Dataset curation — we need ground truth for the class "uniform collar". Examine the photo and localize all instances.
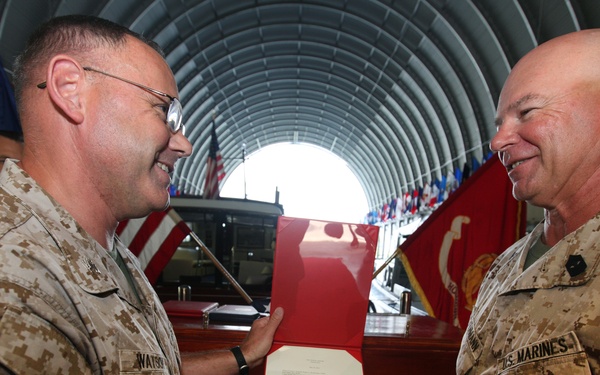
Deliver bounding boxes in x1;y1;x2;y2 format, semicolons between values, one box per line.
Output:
1;161;123;296
500;215;600;294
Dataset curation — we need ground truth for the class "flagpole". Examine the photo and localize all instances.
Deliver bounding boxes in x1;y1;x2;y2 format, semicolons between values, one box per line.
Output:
373;245;403;279
167;210;254;304
242;143;247;199
189;230;254;304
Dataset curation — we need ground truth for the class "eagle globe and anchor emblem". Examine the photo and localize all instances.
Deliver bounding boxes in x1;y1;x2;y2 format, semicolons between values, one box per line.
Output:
439;215;497;328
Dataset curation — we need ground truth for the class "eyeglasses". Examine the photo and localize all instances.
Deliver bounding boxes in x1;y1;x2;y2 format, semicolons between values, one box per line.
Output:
36;67;185;135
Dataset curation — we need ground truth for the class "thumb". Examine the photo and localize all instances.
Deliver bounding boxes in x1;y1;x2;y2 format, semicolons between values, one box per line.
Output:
267;307;284;329
254;307;283;333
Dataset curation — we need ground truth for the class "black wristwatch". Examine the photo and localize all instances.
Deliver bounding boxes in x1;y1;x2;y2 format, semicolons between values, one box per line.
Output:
230;346;250;375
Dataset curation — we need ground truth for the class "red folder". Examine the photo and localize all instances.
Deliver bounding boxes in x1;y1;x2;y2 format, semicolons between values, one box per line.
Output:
266;217;379;374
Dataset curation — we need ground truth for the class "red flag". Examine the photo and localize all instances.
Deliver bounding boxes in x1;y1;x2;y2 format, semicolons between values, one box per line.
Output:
202;122;225;199
116;207;191;284
411;189;419;214
400;155;526;328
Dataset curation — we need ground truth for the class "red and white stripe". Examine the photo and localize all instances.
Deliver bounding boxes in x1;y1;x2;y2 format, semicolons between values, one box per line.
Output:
202;122;226;199
116;207;191;284
203;152;225;199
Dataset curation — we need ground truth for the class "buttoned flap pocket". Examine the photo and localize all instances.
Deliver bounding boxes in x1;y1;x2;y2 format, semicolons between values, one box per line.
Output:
497;331;592;375
118;349;170;374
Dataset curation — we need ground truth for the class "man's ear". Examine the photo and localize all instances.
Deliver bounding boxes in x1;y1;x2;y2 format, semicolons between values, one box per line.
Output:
43;55;86;124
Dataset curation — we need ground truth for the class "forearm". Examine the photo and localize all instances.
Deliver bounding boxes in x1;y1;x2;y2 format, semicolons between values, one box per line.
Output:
180;307;284;375
180;349;240;375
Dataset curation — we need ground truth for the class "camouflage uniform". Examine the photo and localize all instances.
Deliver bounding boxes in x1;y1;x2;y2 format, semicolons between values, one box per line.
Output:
457;214;600;374
0;161;181;374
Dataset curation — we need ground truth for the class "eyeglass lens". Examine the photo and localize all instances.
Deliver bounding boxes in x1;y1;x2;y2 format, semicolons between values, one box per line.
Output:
167;98;185;135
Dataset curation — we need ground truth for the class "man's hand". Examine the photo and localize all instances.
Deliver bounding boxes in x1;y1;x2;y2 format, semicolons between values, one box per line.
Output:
239;307;284;367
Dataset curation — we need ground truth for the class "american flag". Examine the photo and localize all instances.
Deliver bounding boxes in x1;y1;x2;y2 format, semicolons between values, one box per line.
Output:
116;207;191;284
202;122;225;199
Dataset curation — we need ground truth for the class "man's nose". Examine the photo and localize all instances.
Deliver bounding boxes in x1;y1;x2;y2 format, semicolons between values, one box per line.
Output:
490;123;518;153
171;130;193;158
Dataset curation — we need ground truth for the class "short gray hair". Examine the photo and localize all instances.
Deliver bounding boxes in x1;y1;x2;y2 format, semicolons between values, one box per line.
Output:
13;14;164;106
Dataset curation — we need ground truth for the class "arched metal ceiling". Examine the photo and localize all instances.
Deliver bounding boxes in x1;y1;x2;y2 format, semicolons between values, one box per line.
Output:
1;0;599;213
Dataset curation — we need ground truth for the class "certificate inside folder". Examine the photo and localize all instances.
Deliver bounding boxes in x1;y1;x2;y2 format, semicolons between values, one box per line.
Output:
266;217;379;374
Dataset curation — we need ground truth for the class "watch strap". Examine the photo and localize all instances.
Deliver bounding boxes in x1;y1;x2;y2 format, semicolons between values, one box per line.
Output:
230;346;250;375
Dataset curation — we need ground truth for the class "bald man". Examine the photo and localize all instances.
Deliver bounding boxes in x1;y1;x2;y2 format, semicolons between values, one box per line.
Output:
457;30;600;374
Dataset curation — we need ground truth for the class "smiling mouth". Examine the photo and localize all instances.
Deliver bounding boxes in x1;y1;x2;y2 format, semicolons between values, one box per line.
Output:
157;162;171;174
507;160;525;172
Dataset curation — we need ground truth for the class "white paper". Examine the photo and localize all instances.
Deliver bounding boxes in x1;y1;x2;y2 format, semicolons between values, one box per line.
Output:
265;345;362;375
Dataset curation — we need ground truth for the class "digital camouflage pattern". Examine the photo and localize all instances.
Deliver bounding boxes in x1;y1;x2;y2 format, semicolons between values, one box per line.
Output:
457;215;600;374
0;160;181;374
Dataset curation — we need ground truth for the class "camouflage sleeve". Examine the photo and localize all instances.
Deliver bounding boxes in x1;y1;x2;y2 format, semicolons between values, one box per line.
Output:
0;291;93;374
0;364;16;374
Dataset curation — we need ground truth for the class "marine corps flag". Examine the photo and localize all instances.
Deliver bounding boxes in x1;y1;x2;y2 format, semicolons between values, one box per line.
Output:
400;154;526;329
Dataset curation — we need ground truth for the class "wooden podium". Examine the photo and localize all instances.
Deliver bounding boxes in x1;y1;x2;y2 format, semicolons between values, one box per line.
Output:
170;313;463;375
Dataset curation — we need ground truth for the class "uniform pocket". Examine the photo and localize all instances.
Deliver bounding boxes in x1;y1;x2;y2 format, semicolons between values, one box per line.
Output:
497;331;592;375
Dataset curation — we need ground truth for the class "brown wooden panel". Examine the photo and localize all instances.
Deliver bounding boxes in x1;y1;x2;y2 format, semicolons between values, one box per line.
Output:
171;313;463;375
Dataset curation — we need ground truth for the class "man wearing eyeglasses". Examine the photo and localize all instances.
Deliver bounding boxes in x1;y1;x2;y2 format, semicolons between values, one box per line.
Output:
0;15;282;375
